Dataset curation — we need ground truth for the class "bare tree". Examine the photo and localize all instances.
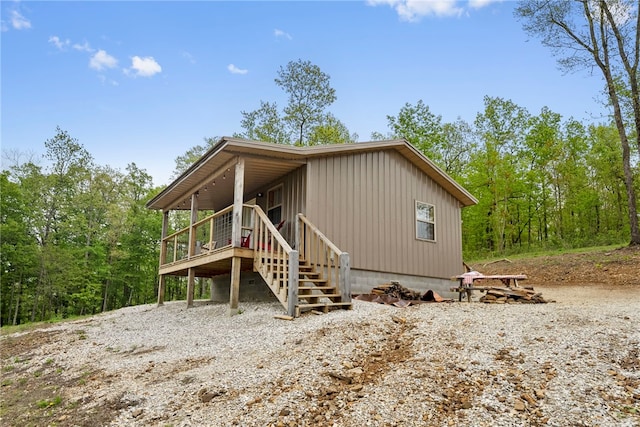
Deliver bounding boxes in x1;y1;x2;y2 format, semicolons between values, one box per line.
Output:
516;0;639;245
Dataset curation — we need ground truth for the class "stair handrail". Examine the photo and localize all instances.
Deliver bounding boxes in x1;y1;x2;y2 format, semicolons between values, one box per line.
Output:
253;206;298;316
253;206;293;252
296;213;351;304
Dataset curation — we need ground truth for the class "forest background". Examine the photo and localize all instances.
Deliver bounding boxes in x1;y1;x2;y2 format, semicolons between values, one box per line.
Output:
2;1;639;325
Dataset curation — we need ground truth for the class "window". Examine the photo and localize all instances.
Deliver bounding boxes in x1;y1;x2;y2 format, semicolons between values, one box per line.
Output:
267;185;283;224
415;201;436;241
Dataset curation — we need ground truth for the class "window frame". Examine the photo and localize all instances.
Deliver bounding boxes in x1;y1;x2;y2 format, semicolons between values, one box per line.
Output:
266;184;284;225
415;200;436;242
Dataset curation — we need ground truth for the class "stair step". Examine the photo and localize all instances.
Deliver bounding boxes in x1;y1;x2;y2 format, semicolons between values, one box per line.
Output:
297;300;352;306
298;286;335;291
300;272;321;278
299;278;327;283
299;293;342;299
296;302;353;315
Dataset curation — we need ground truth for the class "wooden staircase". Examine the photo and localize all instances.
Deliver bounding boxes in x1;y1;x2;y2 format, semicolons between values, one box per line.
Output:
295;260;352;317
251;207;351;318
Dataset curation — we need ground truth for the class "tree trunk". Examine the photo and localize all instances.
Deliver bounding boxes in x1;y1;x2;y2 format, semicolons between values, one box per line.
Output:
603;71;640;245
102;279;110;312
12;282;21;326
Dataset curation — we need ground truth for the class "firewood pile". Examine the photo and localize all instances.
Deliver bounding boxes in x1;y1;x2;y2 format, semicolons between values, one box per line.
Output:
478;286;550;304
354;281;451;306
370;281;422;300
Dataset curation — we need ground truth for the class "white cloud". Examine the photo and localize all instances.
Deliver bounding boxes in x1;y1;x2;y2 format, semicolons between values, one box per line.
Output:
98;75;119;86
469;0;501;8
274;28;292;40
48;35;70;50
182;51;196;64
367;0;500;21
89;49;118;71
128;56;162;77
227;64;248;75
10;10;31;30
73;41;93;53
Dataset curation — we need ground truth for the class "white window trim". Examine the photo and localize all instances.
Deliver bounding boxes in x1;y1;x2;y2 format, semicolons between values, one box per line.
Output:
415;200;436;242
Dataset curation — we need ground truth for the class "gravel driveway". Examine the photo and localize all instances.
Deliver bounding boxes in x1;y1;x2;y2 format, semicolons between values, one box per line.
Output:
1;285;639;427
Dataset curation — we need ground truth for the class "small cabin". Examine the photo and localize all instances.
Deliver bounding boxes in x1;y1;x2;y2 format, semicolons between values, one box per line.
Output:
146;137;477;316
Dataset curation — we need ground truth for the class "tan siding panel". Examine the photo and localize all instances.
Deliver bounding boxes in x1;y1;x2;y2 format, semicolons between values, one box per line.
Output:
305;149;464;280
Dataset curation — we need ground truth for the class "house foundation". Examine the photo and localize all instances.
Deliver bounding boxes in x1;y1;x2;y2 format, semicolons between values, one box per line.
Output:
350;269;458;299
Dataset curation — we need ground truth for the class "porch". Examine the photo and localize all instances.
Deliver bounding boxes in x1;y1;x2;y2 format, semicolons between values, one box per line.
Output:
157;203;352;317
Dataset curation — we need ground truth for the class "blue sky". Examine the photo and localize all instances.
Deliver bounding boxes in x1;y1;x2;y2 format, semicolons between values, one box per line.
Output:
2;0;607;186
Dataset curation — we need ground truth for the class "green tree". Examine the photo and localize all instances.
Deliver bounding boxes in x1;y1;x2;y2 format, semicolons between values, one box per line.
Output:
441;119;477;180
516;0;639;245
307;113;357;145
384;101;475;177
386;100;446;161
1;128;163;324
0;172;38;325
275;59;337;145
172;137;218;179
467;96;531;253
236;101;290;144
585;123;630;240
237;59;349;146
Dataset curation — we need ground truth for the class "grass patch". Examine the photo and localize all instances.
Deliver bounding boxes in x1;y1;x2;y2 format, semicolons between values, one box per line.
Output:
467;244;626;264
36;395;62;409
1;313;94;335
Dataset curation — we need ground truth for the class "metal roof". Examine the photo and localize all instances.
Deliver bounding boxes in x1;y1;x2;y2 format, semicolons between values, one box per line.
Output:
146;137;478;211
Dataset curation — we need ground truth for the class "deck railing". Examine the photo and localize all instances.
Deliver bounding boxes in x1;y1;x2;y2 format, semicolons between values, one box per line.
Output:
159;205;346;317
161;205;251;265
296;214;351;304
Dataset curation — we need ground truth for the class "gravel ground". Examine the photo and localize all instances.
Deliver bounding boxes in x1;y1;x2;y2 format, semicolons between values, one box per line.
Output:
2;286;639;427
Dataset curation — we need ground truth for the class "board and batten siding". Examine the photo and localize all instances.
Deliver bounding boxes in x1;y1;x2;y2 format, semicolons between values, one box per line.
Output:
254;165;306;245
305;149;463;279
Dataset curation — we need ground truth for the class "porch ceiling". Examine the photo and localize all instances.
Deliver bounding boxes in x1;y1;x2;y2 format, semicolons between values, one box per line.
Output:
150;152;304;211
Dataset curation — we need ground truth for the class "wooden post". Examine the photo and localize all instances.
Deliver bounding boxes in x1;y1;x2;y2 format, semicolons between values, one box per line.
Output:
229;256;241;315
158;276;166;306
186;194;198;308
295;213;300;252
287;250;299;317
160;210;169;265
187;268;195;308
158;210;169;306
188;193;198;258
339;252;351;304
231;158;245;247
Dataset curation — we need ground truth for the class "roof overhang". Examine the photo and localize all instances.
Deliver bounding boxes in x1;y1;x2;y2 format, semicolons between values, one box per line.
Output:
146;137;478;211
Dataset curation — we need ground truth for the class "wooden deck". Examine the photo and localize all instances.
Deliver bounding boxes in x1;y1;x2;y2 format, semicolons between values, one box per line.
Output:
159;246;255;276
157;205;351;317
